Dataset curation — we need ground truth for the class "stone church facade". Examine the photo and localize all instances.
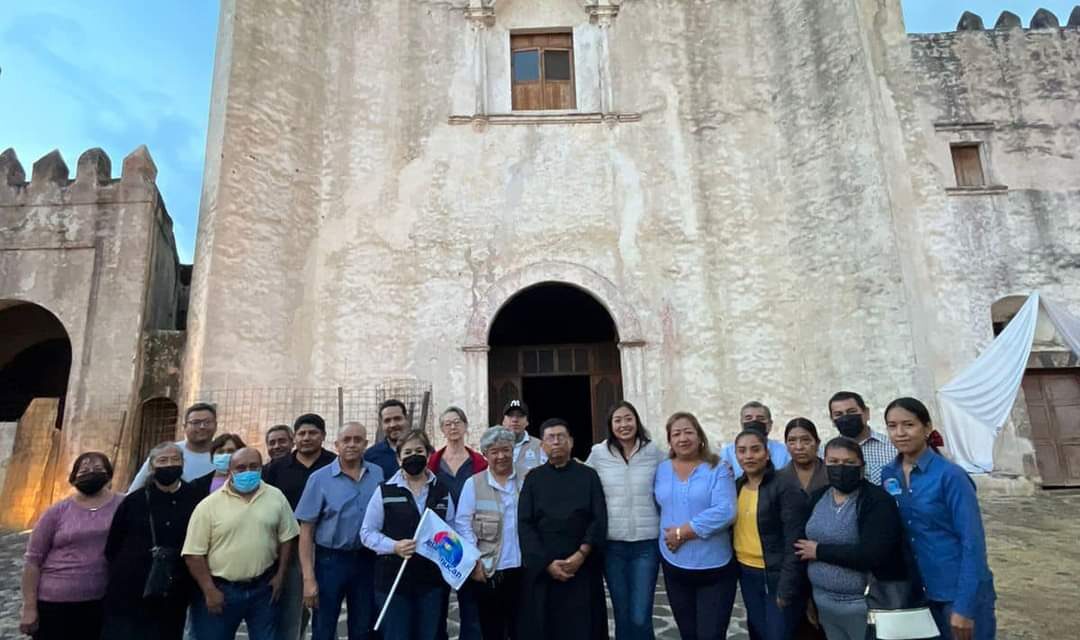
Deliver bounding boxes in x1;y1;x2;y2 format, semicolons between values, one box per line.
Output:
2;1;1079;523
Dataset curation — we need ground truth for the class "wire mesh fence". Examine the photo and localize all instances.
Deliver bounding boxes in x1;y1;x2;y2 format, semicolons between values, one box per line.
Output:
194;378;434;447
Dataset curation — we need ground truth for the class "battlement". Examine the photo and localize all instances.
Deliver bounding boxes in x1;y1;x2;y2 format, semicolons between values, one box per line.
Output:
931;6;1080;33
0;145;159;206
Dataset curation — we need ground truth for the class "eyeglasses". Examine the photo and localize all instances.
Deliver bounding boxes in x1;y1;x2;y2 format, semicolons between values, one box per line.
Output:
543;433;570;442
442;420;464;428
186;419;215;427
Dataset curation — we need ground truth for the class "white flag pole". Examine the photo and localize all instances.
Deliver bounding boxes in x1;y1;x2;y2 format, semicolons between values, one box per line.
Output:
374;509;432;631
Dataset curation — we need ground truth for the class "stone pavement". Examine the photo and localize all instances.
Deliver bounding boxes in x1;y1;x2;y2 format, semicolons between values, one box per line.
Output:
1;491;1077;639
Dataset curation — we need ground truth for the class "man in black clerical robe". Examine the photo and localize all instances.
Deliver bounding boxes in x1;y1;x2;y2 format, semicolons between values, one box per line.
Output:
517;418;609;640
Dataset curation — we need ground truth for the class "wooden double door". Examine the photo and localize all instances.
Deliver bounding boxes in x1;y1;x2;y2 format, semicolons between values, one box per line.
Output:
1022;369;1080;487
490;342;622;459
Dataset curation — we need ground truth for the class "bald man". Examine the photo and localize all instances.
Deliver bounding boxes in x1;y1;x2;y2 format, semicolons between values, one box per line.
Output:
295;422;385;640
183;448;299;640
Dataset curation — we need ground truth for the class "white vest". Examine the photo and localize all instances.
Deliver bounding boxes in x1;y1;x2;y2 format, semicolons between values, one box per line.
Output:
586;440;662;542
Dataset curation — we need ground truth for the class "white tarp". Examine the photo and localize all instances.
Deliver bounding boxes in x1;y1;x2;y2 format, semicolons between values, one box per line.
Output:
937;293;1080;473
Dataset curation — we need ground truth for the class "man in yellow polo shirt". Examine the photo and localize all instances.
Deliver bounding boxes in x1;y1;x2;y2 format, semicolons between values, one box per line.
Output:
183;447;299;640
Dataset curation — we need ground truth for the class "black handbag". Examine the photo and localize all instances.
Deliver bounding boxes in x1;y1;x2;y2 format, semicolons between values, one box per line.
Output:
142;490;181;599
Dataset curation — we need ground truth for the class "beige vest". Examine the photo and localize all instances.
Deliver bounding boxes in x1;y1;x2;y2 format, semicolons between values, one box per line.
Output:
471;472;523;578
513;436;545;475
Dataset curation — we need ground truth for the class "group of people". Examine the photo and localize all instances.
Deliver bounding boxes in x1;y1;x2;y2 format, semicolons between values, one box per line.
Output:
18;390;996;640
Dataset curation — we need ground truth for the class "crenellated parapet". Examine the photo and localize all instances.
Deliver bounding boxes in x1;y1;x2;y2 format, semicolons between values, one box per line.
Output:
0;145;159;203
0;145;169;250
949;6;1080;32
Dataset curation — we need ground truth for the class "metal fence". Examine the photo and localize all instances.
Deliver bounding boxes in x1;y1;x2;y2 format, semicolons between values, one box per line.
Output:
195;378;434;446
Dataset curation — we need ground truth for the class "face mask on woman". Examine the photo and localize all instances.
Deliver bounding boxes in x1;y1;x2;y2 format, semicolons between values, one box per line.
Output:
74;471;110;496
401;454;427;476
213;453;232;473
153;465;184;486
826;464;863;494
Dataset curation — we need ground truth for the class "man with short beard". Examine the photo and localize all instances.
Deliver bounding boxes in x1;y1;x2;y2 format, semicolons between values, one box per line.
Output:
363;399;410;479
129;402;218;492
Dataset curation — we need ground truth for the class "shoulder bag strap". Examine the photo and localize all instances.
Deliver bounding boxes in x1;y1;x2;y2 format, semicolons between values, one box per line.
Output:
144;489;158;548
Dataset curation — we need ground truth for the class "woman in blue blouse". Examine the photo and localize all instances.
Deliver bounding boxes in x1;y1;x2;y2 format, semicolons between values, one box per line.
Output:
881;397;996;640
653;412;737;640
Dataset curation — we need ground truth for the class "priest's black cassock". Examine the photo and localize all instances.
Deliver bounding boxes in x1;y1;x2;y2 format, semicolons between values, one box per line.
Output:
517;459;609;640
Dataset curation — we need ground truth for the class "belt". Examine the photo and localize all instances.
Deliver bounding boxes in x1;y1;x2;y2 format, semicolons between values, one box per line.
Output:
212;564;276;587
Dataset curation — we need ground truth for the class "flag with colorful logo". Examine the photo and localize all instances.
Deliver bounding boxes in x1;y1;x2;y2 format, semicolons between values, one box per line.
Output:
413;508;480;591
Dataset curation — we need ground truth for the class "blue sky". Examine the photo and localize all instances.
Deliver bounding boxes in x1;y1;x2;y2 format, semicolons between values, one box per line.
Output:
1;1;1076;262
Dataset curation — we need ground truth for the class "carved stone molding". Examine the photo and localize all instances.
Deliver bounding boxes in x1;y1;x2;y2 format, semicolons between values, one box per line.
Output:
464;0;494;28
586;0;621;26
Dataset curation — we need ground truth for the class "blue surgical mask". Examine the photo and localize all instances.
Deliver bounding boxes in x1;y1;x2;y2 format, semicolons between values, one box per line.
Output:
212;452;232;473
231;469;261;493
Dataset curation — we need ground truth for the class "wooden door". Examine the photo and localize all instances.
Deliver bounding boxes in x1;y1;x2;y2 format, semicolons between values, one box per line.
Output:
590;374;623;443
1022;370;1080;487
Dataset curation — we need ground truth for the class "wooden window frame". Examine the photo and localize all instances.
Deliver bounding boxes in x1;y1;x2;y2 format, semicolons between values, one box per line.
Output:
510;32;576;111
950;143;986;188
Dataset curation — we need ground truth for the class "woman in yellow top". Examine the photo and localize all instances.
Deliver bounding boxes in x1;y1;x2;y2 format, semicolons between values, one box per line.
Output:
733;429;810;640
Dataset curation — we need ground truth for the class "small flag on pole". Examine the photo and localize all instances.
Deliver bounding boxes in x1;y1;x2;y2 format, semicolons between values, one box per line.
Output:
414;508;480;591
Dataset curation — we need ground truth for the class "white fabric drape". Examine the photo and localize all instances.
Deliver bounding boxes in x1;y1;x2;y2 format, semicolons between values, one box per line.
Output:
937;293;1080;473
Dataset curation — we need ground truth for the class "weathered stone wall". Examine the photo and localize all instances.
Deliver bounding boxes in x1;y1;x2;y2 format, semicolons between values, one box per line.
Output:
0;146;182;511
903;11;1080;478
187;0;937;446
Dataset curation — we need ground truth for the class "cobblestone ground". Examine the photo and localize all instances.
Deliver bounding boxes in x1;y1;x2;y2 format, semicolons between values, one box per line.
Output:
1;492;1077;639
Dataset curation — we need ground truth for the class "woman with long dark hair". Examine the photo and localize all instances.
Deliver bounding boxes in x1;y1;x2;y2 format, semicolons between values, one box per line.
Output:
882;397;996;640
653;412;737;640
586;401;662;640
20;452;122;640
779;418;828;497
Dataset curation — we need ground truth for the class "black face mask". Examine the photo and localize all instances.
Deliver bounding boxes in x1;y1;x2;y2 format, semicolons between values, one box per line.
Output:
74;471;110;496
743;420;768;436
401;454;427;476
826;464;863;494
153;465;184;486
834;414;864;438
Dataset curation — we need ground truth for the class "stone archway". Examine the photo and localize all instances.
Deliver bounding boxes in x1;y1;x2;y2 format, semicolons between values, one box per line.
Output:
0;300;73;527
461;261;647;431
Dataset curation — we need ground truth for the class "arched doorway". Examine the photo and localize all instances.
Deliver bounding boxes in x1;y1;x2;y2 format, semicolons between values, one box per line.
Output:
488;283;622;459
0;301;72;426
0;301;73;527
993;295;1080;486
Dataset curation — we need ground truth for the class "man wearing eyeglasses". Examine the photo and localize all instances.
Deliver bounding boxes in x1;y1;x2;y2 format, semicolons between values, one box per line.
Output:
128;402;219;493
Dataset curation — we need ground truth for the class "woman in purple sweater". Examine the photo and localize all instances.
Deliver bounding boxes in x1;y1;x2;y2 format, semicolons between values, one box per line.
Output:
19;451;122;640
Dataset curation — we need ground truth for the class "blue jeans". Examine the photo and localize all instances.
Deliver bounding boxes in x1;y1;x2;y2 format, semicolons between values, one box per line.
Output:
929;581;996;640
313;547;377;640
191;575;276;640
376;585;445;640
738;564;802;640
605;540;660;640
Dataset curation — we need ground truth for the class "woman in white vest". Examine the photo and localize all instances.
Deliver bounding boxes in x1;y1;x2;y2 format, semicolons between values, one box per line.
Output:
453;427;524;640
585;401;663;640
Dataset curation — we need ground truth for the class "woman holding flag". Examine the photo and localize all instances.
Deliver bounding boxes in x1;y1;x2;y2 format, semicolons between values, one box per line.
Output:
360;430;457;640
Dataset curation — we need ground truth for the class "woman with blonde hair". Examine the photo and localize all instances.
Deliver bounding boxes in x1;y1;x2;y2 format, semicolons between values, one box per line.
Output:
652;412;737;640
